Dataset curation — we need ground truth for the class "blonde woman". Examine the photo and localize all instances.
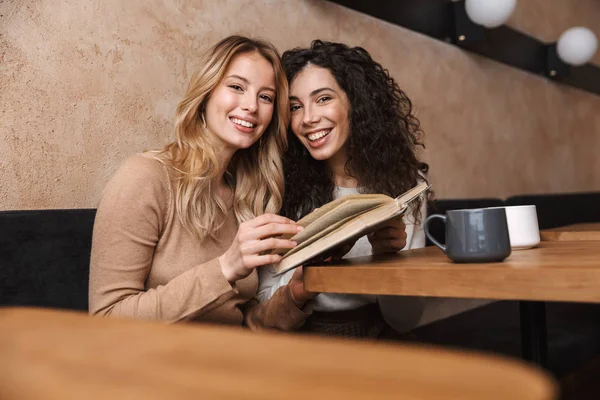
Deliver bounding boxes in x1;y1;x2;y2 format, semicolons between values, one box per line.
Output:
89;36;312;330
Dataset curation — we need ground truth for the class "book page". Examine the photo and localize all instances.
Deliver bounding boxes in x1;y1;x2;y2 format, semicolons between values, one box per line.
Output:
278;194;391;244
278;214;358;258
396;181;430;206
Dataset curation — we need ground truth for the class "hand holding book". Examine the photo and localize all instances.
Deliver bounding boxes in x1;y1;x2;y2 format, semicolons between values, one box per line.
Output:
218;213;303;282
287;267;317;308
368;216;408;254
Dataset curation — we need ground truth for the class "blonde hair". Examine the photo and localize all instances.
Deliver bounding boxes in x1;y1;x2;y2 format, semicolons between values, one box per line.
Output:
156;36;289;241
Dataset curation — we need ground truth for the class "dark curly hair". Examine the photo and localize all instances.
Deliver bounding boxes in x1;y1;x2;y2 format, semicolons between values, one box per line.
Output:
280;40;429;222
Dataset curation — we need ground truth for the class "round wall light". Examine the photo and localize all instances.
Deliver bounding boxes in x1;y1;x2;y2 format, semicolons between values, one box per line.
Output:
465;0;517;29
556;27;598;66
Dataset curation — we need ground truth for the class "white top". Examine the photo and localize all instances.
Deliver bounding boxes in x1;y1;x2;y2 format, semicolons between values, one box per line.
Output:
257;187;492;333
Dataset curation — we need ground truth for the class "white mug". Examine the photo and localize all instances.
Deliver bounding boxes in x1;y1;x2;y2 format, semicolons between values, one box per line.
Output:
487;205;540;250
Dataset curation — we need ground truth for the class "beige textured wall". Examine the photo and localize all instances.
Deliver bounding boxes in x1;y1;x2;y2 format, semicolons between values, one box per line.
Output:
1;0;599;210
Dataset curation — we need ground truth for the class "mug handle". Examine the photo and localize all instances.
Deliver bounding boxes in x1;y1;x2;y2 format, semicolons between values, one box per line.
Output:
425;214;447;252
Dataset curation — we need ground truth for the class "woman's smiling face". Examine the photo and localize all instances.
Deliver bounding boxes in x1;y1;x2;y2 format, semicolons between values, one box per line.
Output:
204;51;276;153
288;65;350;161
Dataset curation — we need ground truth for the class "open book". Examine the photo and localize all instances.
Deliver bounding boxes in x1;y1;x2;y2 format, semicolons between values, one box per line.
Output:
272;181;431;275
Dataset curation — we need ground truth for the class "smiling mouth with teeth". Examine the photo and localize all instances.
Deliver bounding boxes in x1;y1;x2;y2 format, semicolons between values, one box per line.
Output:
230;117;256;128
307;129;331;141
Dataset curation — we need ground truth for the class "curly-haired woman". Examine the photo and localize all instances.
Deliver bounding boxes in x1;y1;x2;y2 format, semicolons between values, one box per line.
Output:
257;40;432;338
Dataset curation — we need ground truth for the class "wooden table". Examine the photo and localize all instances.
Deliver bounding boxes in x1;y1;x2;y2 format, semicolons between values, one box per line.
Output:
0;308;556;400
305;240;600;366
541;223;600;241
305;241;600;303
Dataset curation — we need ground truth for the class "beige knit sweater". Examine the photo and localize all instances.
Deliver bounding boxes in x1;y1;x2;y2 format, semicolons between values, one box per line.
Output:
89;153;309;330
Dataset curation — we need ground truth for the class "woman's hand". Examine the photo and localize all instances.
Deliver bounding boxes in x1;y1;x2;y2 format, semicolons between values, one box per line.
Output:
323;239;357;261
368;216;407;254
288;267;317;308
219;214;303;283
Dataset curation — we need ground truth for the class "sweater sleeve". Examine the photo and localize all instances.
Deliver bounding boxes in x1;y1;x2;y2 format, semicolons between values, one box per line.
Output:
244;282;312;331
88;155;236;322
256;264;294;303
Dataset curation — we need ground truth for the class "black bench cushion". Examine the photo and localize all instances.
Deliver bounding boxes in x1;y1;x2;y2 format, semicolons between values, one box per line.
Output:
506;192;600;229
0;209;96;311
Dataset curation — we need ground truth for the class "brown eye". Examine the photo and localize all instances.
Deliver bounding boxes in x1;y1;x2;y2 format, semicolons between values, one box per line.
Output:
260;94;274;103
